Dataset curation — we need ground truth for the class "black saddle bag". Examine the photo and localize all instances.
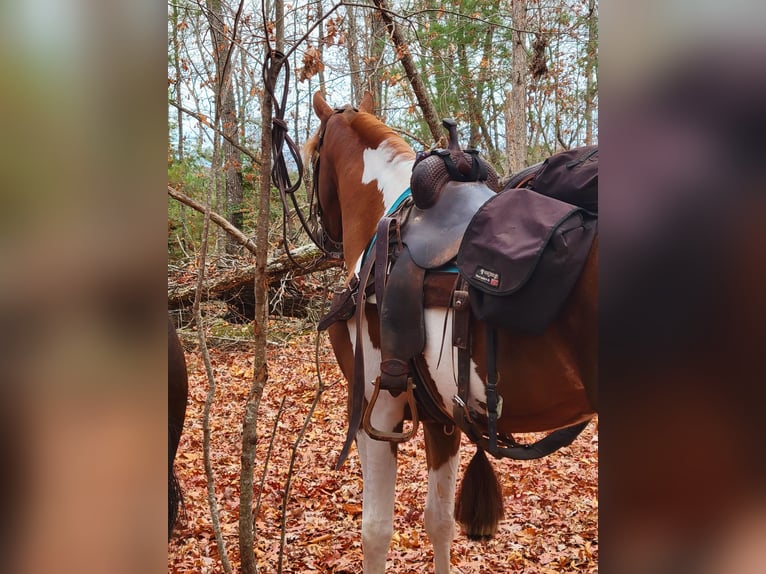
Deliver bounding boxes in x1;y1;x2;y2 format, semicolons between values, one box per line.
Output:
456;187;597;335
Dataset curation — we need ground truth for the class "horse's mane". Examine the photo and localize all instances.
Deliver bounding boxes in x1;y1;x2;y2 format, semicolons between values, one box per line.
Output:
303;129;321;164
302;111;415;164
351;113;415;158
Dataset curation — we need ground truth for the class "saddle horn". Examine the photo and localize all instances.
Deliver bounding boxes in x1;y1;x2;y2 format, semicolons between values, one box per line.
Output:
442;118;471;177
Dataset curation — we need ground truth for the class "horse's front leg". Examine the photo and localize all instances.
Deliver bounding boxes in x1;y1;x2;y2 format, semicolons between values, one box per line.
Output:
423;421;461;574
357;391;407;574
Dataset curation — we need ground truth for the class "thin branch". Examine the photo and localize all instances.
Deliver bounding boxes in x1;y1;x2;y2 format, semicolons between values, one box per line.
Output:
277;330;326;574
195;164;234;574
168;185;259;255
169;100;261;167
253;396;287;531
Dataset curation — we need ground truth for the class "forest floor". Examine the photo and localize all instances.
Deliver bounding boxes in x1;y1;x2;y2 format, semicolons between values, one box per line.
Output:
167;320;598;573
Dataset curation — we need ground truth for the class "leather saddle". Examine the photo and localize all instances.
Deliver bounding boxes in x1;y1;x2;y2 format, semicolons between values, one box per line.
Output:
403;180;496;269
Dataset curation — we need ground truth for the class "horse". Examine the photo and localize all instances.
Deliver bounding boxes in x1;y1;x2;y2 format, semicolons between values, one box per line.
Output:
168;314;189;539
306;91;597;573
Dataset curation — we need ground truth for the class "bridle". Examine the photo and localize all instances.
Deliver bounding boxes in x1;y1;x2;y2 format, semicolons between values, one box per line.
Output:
305;106;355;261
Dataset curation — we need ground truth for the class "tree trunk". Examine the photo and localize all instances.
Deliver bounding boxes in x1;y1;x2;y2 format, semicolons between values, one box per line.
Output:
345;4;364;103
584;0;597;146
371;0;442;142
171;3;190;251
458;43;481;148
206;0;245;255
506;0;528;173
239;0;283;565
364;2;386;109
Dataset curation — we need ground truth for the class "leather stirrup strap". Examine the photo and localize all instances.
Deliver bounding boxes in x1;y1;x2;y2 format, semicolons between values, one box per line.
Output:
379;247;426;393
336;253;376;470
375;217;397;306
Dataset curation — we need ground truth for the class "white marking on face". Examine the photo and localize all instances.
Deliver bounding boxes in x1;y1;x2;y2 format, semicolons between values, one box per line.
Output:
361;140;414;212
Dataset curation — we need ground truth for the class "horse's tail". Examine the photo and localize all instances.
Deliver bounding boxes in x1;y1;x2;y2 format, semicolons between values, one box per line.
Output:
168;430;184;539
454;448;504;540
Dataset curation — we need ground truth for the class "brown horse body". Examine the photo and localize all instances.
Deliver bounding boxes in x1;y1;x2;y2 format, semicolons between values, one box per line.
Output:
308;91;597;573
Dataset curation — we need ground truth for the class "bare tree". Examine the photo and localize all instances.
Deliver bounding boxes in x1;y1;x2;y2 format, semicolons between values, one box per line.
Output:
371;0;442;142
206;0;245;254
505;0;527;173
584;0;598;145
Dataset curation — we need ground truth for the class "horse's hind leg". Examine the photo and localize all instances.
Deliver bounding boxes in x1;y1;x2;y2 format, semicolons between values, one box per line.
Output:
423;421;461;574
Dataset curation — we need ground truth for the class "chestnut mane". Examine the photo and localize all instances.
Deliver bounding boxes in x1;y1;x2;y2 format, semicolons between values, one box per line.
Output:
303;110;415;165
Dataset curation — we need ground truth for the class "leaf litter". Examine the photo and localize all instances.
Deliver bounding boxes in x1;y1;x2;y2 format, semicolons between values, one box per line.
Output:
168;324;597;573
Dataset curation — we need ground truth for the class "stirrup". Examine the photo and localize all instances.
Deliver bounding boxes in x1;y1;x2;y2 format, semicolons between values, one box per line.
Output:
362;376;419;443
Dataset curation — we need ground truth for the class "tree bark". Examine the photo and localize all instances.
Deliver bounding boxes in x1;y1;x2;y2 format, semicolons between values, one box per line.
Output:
238;9;281;566
196;128;235;574
345;3;364;103
584;0;597;146
364;2;386;109
206;0;245;254
506;0;528;173
370;0;442;142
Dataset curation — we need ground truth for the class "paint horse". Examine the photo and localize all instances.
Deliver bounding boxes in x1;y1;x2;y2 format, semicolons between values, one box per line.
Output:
168;315;189;539
307;91;597;573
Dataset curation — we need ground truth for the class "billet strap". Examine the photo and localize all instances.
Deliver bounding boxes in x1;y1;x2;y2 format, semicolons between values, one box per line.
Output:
453;277;473;429
335;252;376;470
485;326;500;455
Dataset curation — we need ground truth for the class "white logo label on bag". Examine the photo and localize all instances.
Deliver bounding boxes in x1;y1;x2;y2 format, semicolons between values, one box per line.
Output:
473;267;500;288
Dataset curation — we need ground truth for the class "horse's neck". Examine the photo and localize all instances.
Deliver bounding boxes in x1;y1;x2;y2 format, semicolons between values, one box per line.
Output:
361;139;414;212
345;138;414;274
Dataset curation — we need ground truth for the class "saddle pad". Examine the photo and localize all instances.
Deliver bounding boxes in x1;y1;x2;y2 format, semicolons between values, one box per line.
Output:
457;187;597;334
402;180;496;269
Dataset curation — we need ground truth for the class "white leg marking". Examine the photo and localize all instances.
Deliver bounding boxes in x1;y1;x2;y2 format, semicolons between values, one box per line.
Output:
358;425;399;574
425;447;460;574
348;315;409;574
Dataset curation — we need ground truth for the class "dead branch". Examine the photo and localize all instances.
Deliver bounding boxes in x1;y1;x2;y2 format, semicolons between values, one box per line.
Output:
168;185;259;255
168;244;340;310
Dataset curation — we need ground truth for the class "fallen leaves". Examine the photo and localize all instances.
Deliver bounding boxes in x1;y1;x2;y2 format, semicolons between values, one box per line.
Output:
168;323;598;572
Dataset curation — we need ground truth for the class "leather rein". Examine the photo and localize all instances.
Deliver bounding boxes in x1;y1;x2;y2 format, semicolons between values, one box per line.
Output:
265;49;343;264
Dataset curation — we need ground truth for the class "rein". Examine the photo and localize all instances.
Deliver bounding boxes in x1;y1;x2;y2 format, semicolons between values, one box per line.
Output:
264;50;342;265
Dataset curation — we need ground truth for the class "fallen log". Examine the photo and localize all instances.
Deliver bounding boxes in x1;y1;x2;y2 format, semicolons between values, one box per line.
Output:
168;244;343;312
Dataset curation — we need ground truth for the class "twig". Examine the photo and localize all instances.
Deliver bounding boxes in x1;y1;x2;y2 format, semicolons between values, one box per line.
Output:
277;330;327;573
253;395;287;531
169;101;261;166
168;185;259;256
195;167;234;574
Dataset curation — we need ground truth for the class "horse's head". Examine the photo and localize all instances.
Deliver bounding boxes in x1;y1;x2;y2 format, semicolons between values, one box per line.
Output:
306;91;415;272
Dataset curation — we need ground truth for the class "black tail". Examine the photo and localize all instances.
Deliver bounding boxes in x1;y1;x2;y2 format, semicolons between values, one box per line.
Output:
455;448;504;540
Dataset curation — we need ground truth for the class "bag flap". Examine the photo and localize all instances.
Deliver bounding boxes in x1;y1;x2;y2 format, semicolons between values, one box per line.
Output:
457;187;583;295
